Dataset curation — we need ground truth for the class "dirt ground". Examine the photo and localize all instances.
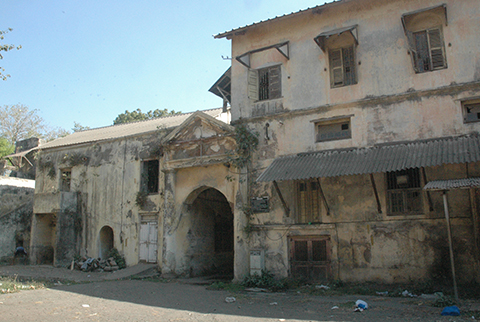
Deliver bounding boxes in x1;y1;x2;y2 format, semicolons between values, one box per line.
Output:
1;264;479;322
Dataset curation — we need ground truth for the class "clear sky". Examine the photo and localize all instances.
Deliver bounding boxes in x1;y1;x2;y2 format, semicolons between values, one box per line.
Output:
2;0;327;131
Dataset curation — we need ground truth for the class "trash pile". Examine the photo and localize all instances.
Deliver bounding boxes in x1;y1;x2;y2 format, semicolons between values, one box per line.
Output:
72;257;120;272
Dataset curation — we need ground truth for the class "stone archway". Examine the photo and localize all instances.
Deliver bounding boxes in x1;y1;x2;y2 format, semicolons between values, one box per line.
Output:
99;226;114;259
185;187;234;278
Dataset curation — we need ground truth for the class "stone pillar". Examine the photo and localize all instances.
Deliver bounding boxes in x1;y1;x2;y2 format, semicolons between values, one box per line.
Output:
233;166;250;281
161;168;177;276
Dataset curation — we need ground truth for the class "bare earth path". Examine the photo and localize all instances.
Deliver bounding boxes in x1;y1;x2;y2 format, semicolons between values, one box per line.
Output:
0;265;478;321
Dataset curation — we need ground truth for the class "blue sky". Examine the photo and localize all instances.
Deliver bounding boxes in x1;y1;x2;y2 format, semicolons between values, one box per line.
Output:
2;0;327;131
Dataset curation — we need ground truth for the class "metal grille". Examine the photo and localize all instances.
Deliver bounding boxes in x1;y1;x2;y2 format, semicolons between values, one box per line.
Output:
258;65;281;101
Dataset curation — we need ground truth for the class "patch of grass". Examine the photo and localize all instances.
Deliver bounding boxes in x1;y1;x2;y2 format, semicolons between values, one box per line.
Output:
207;281;244;293
241;270;287;292
0;275;46;293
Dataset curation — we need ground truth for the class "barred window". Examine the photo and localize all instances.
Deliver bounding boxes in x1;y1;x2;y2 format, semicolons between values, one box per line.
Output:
387;168;423;215
248;65;281;101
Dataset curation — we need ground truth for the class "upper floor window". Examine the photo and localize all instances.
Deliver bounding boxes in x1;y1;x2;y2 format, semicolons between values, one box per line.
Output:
402;5;447;73
295;179;325;223
248;65;281;101
313;116;352;142
463;100;480;123
141;160;159;194
329;46;356;87
386;168;423;215
314;25;358;88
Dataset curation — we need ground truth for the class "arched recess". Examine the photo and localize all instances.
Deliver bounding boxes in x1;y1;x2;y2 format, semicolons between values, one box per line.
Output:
184;187;234;278
99;226;114;259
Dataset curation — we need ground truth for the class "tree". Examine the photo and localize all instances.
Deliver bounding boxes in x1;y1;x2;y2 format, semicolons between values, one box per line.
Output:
0;104;67;145
72;122;90;132
113;108;181;125
1;28;21;81
0;136;14;158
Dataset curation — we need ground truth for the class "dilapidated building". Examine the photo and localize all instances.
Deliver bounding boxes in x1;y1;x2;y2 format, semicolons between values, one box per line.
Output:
214;0;480;284
30;0;480;285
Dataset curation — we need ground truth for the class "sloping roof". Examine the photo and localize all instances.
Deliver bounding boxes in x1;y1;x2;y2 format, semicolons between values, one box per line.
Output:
256;134;480;182
214;0;343;39
37;108;224;151
424;178;480;191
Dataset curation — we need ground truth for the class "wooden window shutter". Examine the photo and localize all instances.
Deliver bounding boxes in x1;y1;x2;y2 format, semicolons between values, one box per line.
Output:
329;49;344;87
247;68;258;100
342;46;356;85
427;28;446;69
405;30;419;72
269;65;281;99
413;31;429;72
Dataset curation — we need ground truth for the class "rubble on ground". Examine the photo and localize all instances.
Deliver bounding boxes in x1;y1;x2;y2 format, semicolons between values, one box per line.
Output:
72;257;121;272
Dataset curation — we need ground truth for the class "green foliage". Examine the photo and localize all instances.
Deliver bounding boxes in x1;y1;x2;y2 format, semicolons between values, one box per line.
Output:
113;108;181;125
107;248;126;269
72;122;90;133
135;191;149;209
0;276;46;293
432;293;456;307
0;28;22;81
62;153;88;167
228;125;259;169
0;136;14;158
241;270;287;292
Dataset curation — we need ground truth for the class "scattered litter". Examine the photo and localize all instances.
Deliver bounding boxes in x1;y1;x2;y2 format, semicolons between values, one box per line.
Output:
77;257;120;272
402;290;415;297
441;306;460;316
279;319;286;321
82;304;90;308
225;297;236;303
376;291;388;296
331;306;339;309
54;281;62;286
355;300;368;312
419;293;436;300
315;284;330;290
270;302;278;306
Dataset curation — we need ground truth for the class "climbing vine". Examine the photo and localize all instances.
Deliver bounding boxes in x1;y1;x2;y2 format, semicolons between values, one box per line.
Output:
228;124;259;169
135;191;149;210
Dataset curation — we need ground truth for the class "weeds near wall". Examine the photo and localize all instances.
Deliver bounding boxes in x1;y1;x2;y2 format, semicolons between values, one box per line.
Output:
135;191;149;210
107;248;126;269
241;270;287;292
227;125;259;169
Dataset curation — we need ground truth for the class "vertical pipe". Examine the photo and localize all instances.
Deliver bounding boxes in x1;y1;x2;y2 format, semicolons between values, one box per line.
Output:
443;191;459;302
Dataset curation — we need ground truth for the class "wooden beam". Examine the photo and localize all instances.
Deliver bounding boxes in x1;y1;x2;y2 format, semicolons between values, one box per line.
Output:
273;180;290;216
421;167;434;211
316;178;330;216
369;173;382;214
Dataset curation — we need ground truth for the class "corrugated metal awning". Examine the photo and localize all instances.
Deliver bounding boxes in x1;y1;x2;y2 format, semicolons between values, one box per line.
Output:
256;135;480;182
424;178;480;191
314;25;358;52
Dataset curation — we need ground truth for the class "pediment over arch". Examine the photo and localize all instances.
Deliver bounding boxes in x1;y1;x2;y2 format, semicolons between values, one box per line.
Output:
162;111;236;167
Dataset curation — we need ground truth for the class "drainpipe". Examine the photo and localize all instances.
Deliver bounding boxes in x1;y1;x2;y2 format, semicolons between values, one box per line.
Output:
442;191;459;302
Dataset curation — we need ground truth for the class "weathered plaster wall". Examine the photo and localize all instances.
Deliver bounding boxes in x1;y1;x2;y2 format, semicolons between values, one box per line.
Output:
0;177;34;262
35;131;167;267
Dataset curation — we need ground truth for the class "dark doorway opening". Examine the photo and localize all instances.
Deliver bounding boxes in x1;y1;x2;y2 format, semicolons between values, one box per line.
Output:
99;226;114;259
33;214;56;265
188;188;234;278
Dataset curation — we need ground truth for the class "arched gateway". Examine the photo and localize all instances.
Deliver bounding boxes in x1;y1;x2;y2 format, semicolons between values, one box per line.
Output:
184;187;234;278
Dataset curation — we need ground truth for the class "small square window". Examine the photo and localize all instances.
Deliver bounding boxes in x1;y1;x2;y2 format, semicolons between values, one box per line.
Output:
463;102;480;123
315;118;351;142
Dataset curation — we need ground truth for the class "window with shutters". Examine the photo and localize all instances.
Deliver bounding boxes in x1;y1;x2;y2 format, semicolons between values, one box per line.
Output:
386;168;423;215
463;100;480;123
295;180;324;223
402;5;447;73
140;160;159;194
315;118;351;142
290;236;331;281
329;46;356;88
248;65;281;101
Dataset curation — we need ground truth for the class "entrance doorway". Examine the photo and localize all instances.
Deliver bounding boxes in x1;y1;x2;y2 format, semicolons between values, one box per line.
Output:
187;188;234;277
139;221;158;263
32;214;56;264
99;226;114;259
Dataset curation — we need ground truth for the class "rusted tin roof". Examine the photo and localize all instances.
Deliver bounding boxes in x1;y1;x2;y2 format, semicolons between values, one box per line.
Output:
256;134;480;182
36;108;224;151
214;0;342;39
424;178;480;191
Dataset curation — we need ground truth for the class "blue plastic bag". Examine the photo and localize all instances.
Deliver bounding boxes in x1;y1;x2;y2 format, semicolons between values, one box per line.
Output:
441;306;460;316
